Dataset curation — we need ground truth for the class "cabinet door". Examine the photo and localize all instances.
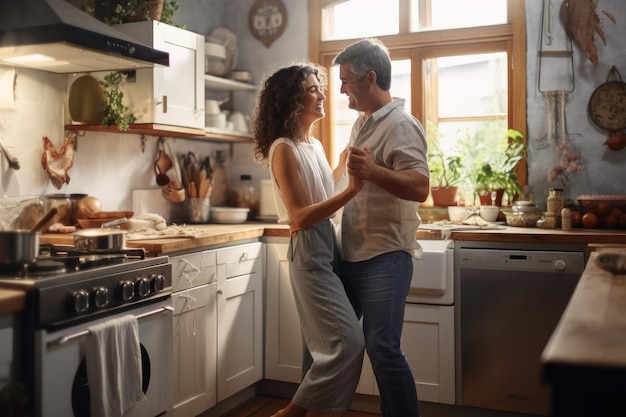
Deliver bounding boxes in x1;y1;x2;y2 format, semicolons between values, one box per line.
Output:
356;304;455;403
172;283;217;417
216;243;264;402
116;21;205;129
264;242;303;383
403;304;455;404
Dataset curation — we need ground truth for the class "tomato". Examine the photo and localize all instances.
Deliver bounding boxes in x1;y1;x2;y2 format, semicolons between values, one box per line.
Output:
570;210;583;228
610;207;624;218
619;214;626;229
582;212;599;229
603;214;618;229
595;202;612;216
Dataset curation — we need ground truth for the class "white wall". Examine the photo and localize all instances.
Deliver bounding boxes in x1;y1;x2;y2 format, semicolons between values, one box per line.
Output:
0;1;623;218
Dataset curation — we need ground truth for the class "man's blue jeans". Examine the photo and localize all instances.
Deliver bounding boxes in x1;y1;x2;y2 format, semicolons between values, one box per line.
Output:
340;251;420;417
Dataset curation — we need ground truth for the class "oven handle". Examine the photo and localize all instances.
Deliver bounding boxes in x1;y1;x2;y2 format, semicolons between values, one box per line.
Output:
46;306;174;348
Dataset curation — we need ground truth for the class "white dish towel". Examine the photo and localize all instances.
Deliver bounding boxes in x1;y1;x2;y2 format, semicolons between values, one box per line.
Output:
85;314;147;417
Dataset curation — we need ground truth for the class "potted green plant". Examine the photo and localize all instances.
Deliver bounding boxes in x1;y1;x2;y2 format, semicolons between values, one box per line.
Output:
427;124;466;206
74;0;180;26
471;128;526;206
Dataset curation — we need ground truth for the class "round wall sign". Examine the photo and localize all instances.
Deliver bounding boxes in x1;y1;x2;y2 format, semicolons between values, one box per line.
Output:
248;0;287;48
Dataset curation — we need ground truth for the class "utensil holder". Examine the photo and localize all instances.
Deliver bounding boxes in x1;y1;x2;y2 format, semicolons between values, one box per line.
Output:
187;198;210;223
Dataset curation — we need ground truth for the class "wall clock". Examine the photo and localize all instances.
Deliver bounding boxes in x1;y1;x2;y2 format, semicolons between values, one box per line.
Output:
248;0;287;48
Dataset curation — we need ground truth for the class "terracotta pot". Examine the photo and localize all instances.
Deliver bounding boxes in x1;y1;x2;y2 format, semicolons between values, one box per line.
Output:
478;189;505;206
431;186;458;207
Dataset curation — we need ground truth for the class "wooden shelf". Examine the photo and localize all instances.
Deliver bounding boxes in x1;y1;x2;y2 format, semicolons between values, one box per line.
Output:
65;123;253;142
204;74;257;92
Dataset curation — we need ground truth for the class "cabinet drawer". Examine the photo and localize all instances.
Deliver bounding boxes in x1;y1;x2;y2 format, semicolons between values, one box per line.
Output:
172;284;212;314
171;250;217;292
217;242;263;279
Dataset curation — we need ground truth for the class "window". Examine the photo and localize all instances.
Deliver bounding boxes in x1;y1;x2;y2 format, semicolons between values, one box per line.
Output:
310;0;527;202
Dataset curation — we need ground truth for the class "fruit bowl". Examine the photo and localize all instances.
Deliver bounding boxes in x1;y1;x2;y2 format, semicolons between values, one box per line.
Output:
576;195;626;214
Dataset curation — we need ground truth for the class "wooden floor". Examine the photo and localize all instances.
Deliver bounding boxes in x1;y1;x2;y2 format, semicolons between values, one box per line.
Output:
221;396;381;417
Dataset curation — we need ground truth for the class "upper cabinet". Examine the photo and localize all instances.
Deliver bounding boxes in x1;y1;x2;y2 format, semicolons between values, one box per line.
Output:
63;22;255;142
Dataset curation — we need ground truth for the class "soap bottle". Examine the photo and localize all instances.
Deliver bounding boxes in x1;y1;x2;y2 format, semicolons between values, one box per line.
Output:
210;150;229;206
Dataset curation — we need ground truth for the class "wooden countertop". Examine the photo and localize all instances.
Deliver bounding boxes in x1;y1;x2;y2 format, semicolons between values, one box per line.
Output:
39;222;626;254
542;248;626;373
0;289;26;315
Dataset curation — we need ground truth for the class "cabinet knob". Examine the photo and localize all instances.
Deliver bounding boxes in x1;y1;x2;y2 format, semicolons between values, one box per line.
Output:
217;289;223;295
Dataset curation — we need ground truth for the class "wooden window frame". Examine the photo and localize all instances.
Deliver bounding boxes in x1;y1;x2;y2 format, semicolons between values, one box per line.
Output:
308;0;526;184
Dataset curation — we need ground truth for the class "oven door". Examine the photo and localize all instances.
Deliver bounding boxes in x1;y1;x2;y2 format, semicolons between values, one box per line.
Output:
35;298;173;417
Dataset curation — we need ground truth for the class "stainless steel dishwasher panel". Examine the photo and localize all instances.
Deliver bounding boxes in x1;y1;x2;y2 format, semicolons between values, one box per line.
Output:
458;248;585;416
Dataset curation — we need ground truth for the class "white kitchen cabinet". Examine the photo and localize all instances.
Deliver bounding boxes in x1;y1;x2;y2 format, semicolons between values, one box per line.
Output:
113;21;205;129
264;241;303;382
216;242;264;402
171;250;218;417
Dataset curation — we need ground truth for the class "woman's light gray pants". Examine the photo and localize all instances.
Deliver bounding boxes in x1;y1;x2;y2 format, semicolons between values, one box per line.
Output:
288;220;365;412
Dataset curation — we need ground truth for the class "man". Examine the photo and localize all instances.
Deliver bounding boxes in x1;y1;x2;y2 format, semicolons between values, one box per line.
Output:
334;38;430;417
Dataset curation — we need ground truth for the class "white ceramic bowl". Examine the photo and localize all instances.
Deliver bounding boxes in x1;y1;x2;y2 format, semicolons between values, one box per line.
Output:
479;205;500;222
210;206;249;224
447;206;468;223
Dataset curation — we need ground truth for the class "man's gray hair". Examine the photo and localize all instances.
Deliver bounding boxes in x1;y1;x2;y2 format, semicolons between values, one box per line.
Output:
333;38;392;90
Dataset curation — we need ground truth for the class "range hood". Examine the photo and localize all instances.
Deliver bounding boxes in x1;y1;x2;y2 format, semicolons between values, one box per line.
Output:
0;0;169;73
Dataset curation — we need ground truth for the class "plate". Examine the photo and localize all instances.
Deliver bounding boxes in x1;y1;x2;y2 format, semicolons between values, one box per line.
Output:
211;28;238;74
68;75;106;124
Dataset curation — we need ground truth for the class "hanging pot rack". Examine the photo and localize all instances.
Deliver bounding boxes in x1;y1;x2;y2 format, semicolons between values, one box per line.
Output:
538;0;575;94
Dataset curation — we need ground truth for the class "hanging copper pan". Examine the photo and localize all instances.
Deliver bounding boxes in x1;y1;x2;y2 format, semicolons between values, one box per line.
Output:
588;66;626;133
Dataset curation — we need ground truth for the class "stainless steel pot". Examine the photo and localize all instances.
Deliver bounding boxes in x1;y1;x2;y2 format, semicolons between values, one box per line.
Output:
73;229;126;252
0;231;40;264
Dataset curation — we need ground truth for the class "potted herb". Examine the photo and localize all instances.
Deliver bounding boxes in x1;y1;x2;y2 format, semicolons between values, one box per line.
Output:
100;72;136;131
427;124;466;206
75;0;180;26
471;128;526;206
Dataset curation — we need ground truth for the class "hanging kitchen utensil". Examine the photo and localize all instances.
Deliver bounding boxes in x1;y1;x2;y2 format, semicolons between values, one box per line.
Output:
588;66;626;133
543;90;569;145
538;0;575;94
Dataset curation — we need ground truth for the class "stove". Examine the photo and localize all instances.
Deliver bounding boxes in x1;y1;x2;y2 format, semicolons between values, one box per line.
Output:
0;245;172;330
0;244;174;417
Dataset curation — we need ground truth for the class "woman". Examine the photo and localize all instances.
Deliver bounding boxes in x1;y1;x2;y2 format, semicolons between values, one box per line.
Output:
253;63;365;417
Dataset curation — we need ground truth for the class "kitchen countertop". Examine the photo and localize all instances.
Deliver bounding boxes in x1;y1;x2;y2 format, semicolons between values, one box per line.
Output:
13;223;623;319
0;289;26;315
541;247;626;416
38;222;626;254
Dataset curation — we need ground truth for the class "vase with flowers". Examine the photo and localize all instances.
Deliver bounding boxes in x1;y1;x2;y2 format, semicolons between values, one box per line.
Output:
547;140;584;200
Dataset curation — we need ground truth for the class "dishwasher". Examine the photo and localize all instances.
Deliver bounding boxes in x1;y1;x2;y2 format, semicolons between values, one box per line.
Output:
455;242;586;416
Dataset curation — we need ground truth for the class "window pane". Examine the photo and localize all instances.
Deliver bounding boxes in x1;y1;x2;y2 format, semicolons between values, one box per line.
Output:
330;59;410;165
410;0;507;31
430;53;508;119
424;52;509;204
322;0;399;41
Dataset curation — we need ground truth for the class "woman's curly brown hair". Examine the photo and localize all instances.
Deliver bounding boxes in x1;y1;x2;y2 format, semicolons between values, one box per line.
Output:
252;62;327;165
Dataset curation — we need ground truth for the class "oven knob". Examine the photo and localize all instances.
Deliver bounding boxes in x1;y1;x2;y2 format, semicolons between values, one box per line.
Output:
151;274;166;293
136;277;151;298
72;289;90;313
119;280;135;301
92;286;109;308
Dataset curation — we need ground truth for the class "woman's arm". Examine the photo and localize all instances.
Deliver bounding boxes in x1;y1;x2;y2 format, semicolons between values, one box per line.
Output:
272;143;363;231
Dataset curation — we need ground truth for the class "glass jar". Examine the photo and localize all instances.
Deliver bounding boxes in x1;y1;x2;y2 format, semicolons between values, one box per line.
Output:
69;193;87;226
547;188;564;215
505;202;543;227
44;194;72;225
230;174;258;219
